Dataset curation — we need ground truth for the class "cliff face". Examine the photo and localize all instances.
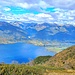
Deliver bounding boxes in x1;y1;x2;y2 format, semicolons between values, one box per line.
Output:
44;46;75;69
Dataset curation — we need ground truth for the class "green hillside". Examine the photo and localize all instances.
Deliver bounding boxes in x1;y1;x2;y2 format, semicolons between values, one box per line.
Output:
33;56;52;65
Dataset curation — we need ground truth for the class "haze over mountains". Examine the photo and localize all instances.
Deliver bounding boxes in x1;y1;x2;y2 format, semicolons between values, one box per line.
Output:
0;21;75;52
0;21;27;44
1;21;75;41
10;21;75;40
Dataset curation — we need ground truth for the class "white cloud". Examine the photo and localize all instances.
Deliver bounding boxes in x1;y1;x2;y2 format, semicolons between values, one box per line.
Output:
39;0;50;9
17;3;30;8
0;0;75;25
17;3;37;9
0;9;75;25
0;12;54;23
3;7;11;11
44;0;75;9
0;0;75;9
0;0;49;9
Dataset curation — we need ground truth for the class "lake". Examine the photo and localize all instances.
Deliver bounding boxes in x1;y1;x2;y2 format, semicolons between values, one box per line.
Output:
0;43;55;64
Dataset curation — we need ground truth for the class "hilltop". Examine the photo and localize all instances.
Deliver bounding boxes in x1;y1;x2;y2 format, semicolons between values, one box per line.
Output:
44;46;75;69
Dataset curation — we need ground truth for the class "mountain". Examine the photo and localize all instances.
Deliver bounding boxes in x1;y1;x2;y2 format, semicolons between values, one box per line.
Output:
1;21;75;46
44;45;75;69
0;21;27;44
10;21;75;41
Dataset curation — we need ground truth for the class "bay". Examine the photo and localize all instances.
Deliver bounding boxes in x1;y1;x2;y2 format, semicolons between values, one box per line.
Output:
0;43;55;64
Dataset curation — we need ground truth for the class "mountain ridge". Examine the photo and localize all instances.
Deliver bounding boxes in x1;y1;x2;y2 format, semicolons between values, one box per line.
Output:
10;21;75;41
0;21;27;44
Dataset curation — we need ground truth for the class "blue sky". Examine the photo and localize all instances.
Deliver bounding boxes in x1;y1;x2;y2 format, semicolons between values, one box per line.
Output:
0;0;75;25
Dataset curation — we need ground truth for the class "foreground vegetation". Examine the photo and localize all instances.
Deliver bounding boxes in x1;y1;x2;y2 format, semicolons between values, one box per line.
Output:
0;46;75;75
0;64;75;75
0;64;43;75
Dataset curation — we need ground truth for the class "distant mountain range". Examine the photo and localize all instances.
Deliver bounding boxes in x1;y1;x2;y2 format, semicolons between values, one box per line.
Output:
0;21;26;44
10;21;75;41
0;21;75;44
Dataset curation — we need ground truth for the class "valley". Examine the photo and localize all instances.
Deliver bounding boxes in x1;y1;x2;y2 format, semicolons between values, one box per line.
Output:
0;0;75;74
0;21;75;52
0;45;75;75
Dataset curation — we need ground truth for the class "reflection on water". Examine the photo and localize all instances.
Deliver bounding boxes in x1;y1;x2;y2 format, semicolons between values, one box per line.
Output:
0;43;55;64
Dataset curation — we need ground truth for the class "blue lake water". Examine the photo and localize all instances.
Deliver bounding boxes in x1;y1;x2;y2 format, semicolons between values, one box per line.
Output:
0;43;55;64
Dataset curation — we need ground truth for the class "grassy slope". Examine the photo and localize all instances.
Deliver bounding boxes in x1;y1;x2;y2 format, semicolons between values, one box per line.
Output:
44;46;75;69
33;56;52;65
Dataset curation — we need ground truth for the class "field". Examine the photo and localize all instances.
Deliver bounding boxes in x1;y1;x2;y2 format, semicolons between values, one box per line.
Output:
0;64;75;75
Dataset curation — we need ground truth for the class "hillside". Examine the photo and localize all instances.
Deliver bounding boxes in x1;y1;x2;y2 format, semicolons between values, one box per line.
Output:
44;46;75;69
33;56;52;65
0;46;75;75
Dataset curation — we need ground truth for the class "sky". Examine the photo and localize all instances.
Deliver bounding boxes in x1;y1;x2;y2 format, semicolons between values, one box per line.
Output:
0;0;75;25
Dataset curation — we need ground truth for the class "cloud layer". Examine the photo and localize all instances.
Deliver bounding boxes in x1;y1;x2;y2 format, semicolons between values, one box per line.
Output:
0;0;75;25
